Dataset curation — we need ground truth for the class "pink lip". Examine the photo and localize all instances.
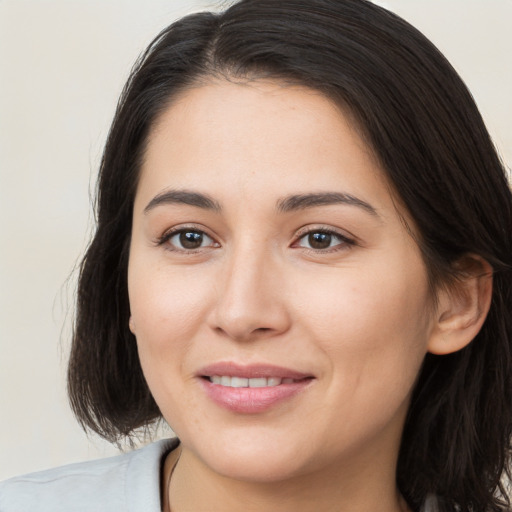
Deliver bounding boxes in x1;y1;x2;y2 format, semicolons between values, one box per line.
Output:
198;362;312;380
197;362;314;414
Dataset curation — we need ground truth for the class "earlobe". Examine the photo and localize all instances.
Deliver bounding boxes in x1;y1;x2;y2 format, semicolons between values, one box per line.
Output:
427;255;493;355
129;316;136;334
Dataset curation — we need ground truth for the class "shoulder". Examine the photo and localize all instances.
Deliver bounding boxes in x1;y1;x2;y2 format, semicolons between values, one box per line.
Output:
0;438;179;512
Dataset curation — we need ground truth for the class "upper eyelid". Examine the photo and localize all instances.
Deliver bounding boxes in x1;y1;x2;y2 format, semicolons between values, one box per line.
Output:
160;223;215;238
293;225;356;241
295;232;352;246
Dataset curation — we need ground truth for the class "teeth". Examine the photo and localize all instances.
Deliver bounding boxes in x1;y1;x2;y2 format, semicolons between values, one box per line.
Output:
209;376;291;388
249;377;267;388
231;377;248;387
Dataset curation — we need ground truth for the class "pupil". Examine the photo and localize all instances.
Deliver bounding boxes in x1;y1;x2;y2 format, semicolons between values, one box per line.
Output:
180;231;203;249
309;232;331;249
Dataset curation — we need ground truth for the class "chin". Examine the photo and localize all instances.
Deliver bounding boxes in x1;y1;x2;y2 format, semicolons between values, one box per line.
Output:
212;454;307;483
185;428;313;483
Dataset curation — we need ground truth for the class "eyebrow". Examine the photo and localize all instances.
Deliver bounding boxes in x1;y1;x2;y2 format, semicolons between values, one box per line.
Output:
144;189;221;213
276;192;378;216
144;189;378;217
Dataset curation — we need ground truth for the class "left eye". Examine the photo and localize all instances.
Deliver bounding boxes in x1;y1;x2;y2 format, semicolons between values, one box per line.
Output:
295;231;349;250
167;230;216;250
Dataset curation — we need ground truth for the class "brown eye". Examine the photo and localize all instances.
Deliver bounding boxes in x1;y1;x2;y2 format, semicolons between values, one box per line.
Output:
166;229;216;250
308;232;332;249
180;231;204;249
294;230;353;251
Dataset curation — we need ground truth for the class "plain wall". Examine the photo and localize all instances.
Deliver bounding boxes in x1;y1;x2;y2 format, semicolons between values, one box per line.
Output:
0;0;511;480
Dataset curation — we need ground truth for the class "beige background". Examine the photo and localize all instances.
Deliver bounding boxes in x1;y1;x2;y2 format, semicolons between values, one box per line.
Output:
0;0;510;480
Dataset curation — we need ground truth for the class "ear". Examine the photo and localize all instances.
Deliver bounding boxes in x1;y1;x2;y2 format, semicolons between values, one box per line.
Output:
129;316;136;334
427;255;493;355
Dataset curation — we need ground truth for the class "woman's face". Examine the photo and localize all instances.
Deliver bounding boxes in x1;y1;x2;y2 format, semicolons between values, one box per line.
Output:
128;80;437;482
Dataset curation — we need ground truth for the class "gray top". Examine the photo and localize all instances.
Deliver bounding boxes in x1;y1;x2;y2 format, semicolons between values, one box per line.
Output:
0;438;178;512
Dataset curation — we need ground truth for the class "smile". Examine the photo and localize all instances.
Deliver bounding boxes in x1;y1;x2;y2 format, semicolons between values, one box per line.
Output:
198;363;315;413
208;376;297;387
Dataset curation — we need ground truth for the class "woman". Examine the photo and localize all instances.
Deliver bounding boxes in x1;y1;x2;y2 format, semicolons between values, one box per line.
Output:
1;0;511;511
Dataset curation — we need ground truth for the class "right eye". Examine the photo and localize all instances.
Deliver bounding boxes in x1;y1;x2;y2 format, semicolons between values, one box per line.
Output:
161;229;218;251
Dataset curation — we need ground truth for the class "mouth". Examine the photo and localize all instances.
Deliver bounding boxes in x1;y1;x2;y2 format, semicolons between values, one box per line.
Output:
198;362;315;413
204;376;308;387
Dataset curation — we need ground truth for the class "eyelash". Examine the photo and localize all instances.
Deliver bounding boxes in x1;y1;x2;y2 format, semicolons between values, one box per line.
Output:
156;226;356;253
156;225;219;253
292;227;356;253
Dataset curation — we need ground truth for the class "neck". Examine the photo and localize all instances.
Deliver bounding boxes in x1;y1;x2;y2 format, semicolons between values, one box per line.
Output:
166;446;409;512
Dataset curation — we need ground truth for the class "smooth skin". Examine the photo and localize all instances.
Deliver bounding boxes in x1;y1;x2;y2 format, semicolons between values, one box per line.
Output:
128;80;492;512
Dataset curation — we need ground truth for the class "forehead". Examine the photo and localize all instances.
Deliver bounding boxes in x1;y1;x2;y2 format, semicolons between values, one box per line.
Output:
136;79;393;214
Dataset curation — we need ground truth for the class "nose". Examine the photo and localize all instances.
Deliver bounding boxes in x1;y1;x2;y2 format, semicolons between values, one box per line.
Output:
207;242;291;342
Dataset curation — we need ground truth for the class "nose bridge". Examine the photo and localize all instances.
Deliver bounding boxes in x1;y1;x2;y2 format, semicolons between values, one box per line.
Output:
210;236;289;340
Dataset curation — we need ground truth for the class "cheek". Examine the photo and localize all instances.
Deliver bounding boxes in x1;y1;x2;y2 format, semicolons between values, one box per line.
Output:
127;258;213;396
128;266;216;434
297;266;431;445
129;259;210;339
293;256;432;391
297;265;430;341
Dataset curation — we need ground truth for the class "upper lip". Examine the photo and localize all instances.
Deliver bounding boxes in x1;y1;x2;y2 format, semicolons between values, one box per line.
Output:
197;362;313;380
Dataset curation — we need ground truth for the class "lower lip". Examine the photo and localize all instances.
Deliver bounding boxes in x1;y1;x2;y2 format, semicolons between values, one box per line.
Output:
199;378;313;414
